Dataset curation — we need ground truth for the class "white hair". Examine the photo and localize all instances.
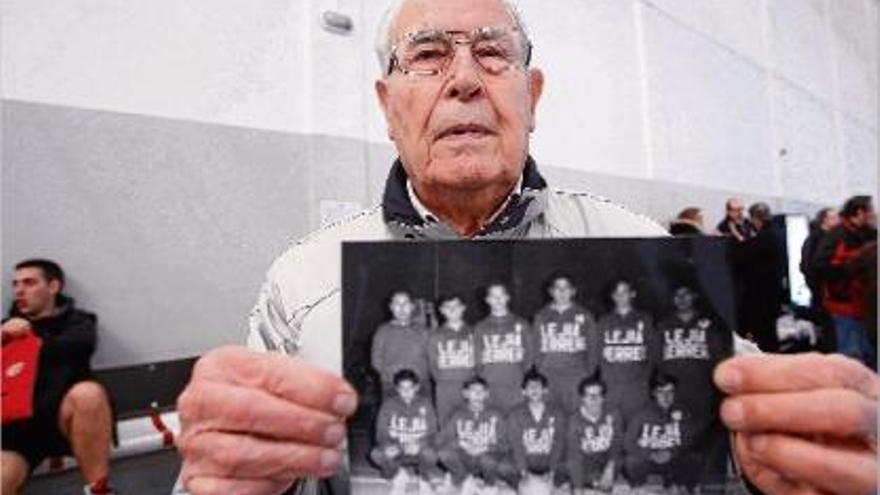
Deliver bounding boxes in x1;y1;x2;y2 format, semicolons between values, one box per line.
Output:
374;0;530;76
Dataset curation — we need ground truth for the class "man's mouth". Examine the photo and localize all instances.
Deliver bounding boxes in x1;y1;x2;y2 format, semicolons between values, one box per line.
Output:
435;123;494;142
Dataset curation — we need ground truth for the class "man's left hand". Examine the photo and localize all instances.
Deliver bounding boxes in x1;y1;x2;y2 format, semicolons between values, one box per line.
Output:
715;353;878;494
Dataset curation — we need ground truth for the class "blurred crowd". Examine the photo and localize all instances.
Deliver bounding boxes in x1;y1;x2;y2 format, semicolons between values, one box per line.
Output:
668;195;877;369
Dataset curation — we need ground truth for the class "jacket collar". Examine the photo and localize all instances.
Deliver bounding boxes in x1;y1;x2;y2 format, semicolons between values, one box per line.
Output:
381;156;548;240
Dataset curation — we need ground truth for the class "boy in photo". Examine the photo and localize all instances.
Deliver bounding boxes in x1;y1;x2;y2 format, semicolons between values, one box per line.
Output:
372;291;430;396
428;295;477;422
532;275;598;412
437;377;516;495
475;283;534;411
370;369;442;495
505;369;567;493
566;372;623;495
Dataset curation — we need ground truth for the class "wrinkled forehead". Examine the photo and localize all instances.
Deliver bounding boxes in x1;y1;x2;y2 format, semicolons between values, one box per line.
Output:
392;0;517;40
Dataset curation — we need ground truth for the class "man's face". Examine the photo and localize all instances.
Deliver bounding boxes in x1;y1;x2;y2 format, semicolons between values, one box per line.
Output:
375;0;544;197
654;383;676;410
611;282;635;309
727;200;745;222
440;298;466;324
396;379;420;403
821;211;840;231
852;205;877;229
549;278;575;306
389;293;415;322
13;267;60;319
463;383;488;407
581;384;604;414
672;287;696;313
522;380;547;403
485;285;510;313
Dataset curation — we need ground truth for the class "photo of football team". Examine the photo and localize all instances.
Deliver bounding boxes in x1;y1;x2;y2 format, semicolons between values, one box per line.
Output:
342;239;735;495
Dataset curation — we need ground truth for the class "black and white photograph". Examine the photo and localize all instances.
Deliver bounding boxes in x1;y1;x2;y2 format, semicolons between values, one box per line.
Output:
343;238;735;495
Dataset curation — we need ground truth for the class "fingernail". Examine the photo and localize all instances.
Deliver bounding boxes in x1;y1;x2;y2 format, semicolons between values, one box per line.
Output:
333;393;358;416
749;435;768;453
323;423;346;446
715;366;742;392
721;400;744;428
320;449;341;473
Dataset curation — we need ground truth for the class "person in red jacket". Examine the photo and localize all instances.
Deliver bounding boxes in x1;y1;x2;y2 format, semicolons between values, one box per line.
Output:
437;376;517;493
474;283;534;412
532;275;598;412
813;195;877;368
2;259;115;495
370;369;442;495
428;295;477;422
505;369;567;491
566;372;623;494
371;291;430;396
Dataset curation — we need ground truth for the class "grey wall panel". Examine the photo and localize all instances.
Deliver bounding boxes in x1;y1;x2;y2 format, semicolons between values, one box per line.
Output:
2;100;368;367
2;100;821;368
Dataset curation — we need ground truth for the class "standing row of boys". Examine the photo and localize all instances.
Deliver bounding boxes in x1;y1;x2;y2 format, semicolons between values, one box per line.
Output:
369;277;729;493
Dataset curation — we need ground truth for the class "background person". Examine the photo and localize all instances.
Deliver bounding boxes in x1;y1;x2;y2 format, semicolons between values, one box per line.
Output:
2;259;114;495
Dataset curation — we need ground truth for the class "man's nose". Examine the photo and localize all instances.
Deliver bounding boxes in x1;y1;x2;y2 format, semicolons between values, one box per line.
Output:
443;45;484;101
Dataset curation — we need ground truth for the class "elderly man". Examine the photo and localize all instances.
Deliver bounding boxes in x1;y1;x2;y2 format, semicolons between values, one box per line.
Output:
175;1;879;494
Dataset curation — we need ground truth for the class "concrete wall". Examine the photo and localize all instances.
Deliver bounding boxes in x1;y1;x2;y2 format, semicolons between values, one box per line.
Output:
2;0;877;367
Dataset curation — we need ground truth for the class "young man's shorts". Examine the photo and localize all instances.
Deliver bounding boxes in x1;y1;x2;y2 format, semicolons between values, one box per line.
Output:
2;408;71;470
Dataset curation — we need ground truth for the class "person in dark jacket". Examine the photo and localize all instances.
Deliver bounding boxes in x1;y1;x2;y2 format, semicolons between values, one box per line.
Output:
623;372;694;491
812;195;877;367
732;202;786;352
715;198;756;242
669;207;705;237
474;283;534;412
437;376;516;493
566;372;623;494
532;275;598;412
371;291;430;396
596;279;657;419
2;259;114;495
505;369;567;491
800;207;840;308
428;295;477;422
370;369;442;495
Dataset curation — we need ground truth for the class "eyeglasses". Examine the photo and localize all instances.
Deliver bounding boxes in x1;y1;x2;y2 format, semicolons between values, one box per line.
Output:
387;26;532;77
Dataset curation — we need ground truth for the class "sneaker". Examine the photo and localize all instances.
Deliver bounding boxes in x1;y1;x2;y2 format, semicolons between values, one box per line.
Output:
391;469;409;495
83;481;116;495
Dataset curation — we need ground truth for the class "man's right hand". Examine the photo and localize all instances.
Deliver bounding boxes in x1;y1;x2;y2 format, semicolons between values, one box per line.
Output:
176;346;358;495
1;317;31;343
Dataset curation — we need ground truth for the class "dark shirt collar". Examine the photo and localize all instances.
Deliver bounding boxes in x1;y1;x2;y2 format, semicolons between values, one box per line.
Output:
381;156;548;240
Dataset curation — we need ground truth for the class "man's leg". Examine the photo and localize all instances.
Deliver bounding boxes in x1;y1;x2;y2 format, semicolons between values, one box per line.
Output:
438;447;467;485
57;380;112;485
369;447;403;479
1;451;29;495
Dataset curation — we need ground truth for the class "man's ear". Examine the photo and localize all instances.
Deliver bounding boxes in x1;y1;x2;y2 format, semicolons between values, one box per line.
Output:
47;279;62;297
375;79;395;140
527;68;544;132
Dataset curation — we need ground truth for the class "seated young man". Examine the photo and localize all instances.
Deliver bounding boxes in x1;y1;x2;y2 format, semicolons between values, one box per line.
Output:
566;372;624;495
505;369;568;492
436;376;516;495
370;369;442;495
2;259;114;495
622;372;694;491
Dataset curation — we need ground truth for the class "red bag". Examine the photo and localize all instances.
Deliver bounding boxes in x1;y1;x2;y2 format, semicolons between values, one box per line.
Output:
2;331;43;423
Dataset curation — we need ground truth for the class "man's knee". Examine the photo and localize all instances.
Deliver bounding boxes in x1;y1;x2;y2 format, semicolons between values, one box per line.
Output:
2;451;30;494
63;381;110;414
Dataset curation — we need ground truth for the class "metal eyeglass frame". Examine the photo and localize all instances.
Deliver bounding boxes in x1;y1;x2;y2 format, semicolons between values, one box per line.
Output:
385;25;533;77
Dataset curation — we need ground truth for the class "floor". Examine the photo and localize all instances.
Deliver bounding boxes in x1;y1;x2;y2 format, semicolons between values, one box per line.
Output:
24;450;181;495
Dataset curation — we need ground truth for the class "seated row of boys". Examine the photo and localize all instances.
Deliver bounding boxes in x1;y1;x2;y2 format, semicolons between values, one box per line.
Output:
370;368;697;493
371;276;728;422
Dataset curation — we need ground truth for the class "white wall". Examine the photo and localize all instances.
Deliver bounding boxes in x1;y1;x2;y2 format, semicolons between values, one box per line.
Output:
4;0;876;204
